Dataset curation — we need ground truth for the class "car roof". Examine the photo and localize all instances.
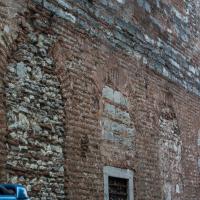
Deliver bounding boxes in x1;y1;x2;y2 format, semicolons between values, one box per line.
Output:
0;184;24;189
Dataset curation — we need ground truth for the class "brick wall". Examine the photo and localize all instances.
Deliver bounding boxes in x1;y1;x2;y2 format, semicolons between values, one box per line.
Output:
51;21;200;199
0;0;199;200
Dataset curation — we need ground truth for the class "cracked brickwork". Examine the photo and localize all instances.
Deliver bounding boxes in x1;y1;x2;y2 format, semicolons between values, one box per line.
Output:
0;0;200;200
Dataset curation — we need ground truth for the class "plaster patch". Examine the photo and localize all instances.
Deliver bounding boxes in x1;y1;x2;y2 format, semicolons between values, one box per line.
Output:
116;0;126;4
4;25;10;33
164;182;172;200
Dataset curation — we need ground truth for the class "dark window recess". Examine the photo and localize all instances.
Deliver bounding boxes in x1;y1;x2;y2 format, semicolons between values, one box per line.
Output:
109;177;128;200
0;186;15;195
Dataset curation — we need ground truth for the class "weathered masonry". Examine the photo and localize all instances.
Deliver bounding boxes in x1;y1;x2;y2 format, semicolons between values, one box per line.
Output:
0;0;200;199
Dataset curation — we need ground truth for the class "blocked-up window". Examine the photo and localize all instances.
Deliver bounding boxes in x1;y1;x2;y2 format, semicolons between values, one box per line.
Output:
101;86;135;148
104;166;134;200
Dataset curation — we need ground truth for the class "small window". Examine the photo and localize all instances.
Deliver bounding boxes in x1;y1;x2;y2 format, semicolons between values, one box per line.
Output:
104;166;134;200
109;177;128;200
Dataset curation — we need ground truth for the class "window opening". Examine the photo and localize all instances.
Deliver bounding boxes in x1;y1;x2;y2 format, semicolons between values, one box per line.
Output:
109;176;128;200
104;166;134;200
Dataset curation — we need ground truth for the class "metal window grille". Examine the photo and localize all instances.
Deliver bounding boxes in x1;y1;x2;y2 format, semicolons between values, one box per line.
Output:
109;176;128;200
104;166;134;200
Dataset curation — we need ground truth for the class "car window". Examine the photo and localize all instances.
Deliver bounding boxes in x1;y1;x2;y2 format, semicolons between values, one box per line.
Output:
0;186;15;195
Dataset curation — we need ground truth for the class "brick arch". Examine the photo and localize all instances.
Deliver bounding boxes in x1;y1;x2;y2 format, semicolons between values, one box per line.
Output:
90;53;136;150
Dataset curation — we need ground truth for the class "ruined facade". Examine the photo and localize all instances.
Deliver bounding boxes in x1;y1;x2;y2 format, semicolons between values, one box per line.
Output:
0;0;200;199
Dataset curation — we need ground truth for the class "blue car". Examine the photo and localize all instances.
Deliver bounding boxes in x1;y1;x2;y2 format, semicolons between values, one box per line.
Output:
0;184;30;200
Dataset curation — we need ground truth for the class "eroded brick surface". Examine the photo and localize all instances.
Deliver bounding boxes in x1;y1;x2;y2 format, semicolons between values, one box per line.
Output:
0;0;200;200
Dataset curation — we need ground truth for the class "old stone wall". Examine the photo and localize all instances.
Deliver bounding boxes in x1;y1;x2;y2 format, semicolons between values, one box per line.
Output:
1;2;66;199
0;0;200;200
6;29;66;200
0;0;26;182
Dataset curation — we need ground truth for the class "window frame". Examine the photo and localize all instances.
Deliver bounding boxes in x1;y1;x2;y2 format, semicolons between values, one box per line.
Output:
103;166;134;200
